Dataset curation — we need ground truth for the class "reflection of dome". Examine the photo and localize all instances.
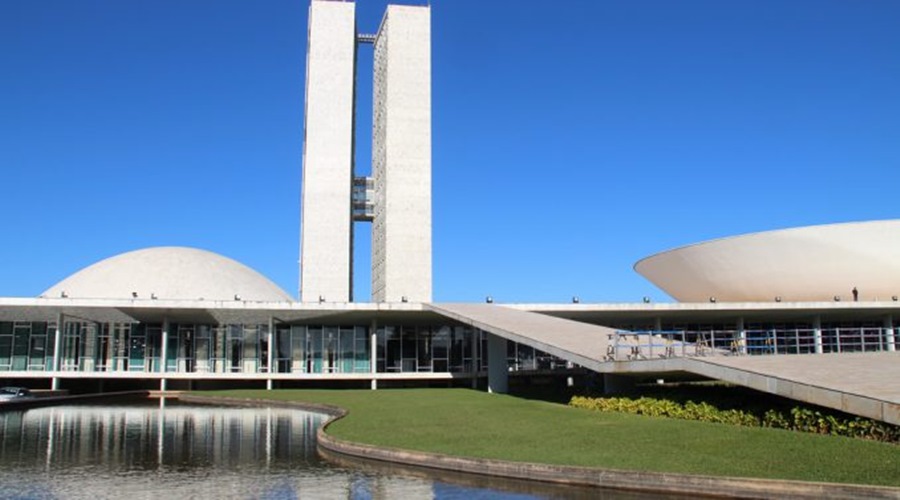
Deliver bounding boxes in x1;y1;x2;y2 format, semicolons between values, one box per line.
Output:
635;220;900;303
42;247;293;302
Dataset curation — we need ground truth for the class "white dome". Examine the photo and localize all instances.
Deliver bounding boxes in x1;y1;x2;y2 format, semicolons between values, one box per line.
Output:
635;220;900;302
43;247;293;302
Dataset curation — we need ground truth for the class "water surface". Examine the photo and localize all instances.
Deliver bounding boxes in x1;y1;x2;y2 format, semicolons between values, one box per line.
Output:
0;401;661;499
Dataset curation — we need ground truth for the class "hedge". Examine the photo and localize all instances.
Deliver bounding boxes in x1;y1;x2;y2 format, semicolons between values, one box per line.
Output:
569;395;900;443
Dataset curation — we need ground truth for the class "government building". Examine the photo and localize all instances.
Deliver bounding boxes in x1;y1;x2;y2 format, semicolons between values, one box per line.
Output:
1;0;897;425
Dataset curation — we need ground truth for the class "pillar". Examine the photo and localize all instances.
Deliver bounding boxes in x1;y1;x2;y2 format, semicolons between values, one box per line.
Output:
736;317;746;355
51;312;63;390
267;317;274;390
370;319;378;390
160;318;169;392
471;329;480;389
884;315;895;352
652;317;663;359
813;315;823;354
486;333;508;394
161;318;170;372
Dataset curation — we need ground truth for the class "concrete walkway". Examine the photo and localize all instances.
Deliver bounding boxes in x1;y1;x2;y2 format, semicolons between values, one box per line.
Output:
683;353;900;425
426;303;616;372
428;303;900;424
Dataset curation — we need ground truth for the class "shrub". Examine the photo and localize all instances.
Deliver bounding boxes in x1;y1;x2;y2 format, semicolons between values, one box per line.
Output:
569;395;900;443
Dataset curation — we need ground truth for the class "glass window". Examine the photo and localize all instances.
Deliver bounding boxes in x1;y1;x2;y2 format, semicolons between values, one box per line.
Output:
417;327;432;372
384;326;400;372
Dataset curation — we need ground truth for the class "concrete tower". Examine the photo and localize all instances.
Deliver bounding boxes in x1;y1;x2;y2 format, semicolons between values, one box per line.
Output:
299;0;356;303
371;5;432;303
300;0;431;304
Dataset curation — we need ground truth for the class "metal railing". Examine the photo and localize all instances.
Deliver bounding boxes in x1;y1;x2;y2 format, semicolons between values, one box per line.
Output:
606;327;897;361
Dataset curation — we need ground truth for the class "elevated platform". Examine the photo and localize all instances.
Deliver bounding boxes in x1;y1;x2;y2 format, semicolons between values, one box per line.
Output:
683;353;900;425
428;303;900;425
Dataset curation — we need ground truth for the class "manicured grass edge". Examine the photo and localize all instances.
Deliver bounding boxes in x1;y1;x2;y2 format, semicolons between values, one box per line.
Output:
178;393;900;499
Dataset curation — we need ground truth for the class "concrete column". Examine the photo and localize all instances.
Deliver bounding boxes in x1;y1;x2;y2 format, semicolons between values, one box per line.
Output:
370;319;378;390
813;315;823;354
471;329;480;389
884;315;895;352
51;313;63;390
160;318;170;373
160;318;169;392
736;317;746;355
266;317;274;390
653;317;662;332
486;333;508;394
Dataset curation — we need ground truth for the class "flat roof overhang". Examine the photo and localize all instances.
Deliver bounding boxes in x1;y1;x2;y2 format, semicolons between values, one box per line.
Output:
0;298;442;325
509;301;900;324
3;298;900;326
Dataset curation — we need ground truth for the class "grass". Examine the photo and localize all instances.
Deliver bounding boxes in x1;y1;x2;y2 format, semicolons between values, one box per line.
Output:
192;388;900;487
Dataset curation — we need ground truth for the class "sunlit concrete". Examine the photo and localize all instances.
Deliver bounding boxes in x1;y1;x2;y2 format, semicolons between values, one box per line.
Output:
427;303;615;372
683;353;900;425
635;219;900;303
427;303;900;424
299;0;356;303
42;247;292;302
371;4;432;303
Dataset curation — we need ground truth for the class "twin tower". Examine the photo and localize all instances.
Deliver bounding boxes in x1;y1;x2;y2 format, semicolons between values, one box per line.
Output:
300;0;432;304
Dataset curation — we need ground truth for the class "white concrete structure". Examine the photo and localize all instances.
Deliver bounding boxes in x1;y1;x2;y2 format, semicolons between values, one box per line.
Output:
300;1;432;304
299;0;356;303
42;247;292;302
371;5;432;303
635;219;900;303
3;1;898;426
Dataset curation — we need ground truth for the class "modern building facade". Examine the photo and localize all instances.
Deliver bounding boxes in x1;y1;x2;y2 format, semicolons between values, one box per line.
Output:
300;0;432;304
0;1;897;424
371;4;432;304
299;0;356;304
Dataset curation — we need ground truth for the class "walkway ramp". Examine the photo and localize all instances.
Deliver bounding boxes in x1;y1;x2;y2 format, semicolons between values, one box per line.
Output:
427;304;900;424
682;353;900;425
426;303;615;372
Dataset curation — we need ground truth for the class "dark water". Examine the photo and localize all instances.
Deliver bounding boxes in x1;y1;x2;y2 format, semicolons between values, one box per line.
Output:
0;401;664;499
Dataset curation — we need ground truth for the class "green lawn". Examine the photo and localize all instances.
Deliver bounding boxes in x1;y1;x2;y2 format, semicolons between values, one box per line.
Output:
192;388;900;487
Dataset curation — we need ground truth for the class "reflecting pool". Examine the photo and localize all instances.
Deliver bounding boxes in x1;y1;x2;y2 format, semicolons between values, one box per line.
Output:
0;401;658;499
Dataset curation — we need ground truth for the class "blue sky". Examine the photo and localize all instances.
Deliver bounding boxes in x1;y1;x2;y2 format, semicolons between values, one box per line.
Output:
1;0;898;303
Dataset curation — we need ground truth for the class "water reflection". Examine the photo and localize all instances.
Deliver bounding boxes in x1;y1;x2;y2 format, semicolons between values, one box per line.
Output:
0;401;659;499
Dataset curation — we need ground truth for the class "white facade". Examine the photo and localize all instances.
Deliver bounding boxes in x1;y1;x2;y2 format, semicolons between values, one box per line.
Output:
635;219;900;302
299;0;356;303
371;5;433;303
42;247;292;302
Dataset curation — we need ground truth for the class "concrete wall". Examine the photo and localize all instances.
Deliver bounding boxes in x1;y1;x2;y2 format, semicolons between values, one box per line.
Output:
300;0;356;303
371;5;432;303
635;219;900;303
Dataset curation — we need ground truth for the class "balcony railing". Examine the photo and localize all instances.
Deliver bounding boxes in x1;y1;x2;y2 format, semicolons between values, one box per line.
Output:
606;327;897;361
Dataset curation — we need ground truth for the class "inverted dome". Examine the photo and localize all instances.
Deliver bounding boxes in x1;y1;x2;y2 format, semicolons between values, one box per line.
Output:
635;220;900;302
43;247;293;302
